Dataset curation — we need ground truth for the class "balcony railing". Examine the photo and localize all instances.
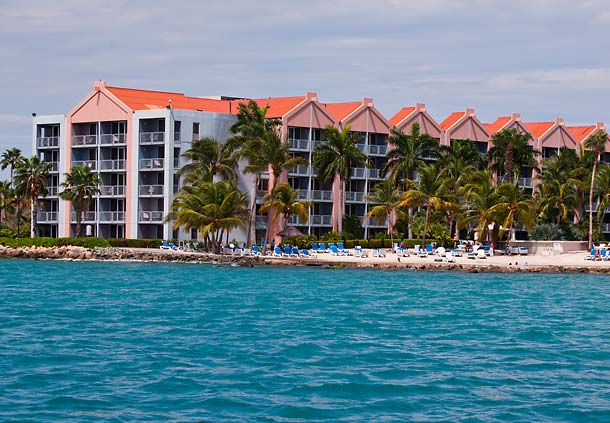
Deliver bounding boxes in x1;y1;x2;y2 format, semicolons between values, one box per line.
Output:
311;190;332;201
311;215;332;226
356;143;366;153
100;133;126;145
139;132;165;144
72;160;97;170
139;185;164;196
286;215;308;226
603;223;610;233
351;167;366;179
98;211;125;223
289;138;310;151
99;159;126;171
38;211;57;223
46;161;59;172
139;210;164;223
366;217;388;227
71;211;96;222
47;186;58;196
72;135;97;147
255;215;267;229
345;191;364;202
37;136;59;148
288;165;311;176
99;185;125;196
518;177;533;188
368;144;387;156
139;158;164;170
297;190;308;200
174;132;181;142
368;168;381;179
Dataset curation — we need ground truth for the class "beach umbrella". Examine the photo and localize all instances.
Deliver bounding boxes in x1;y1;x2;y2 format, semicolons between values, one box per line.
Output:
276;226;304;238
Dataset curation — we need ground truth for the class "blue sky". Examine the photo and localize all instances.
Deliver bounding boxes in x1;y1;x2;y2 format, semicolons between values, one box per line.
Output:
2;0;610;168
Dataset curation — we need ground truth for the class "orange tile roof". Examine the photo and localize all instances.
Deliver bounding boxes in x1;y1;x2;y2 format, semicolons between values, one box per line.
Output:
567;125;596;143
440;112;465;131
484;116;511;135
389;107;416;126
523;122;554;139
107;86;233;113
231;96;306;118
323;102;362;122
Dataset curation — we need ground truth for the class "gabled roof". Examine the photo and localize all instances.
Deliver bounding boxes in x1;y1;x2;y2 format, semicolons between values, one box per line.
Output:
440;111;465;131
389;107;416;126
484;116;511;135
232;96;306;119
567;125;596;143
322;102;362;122
106;86;233;113
523;122;555;139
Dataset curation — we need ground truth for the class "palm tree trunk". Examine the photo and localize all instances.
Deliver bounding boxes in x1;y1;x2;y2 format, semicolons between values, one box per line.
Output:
76;210;82;238
388;210;394;247
422;204;430;248
30;194;36;238
408;207;413;238
339;178;346;233
246;175;259;247
589;158;597;249
504;144;513;183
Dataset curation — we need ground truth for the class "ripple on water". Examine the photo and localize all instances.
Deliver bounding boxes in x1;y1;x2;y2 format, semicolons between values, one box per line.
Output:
1;261;610;422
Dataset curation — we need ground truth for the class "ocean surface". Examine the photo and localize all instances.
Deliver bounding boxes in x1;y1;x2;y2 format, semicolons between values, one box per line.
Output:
1;260;610;422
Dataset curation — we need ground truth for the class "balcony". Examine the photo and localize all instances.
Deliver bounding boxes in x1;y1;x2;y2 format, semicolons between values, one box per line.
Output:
99;159;126;171
356;143;366;153
99;185;125;196
289;138;310;151
37;136;59;148
288;165;311;176
38;211;57;223
518;177;533;188
139;158;164;170
368;168;381;179
71;211;96;222
174;132;181;142
351;167;366;179
297;190;308;200
139;185;164;197
345;191;364;202
311;215;332;226
139;210;164;223
72;160;97;170
286;215;308;226
366;217;388;228
255;215;267;229
46;161;59;172
139;132;165;144
72;135;97;147
100;133;126;145
311;190;332;201
368;144;387;156
603;223;610;233
98;211;125;223
47;186;58;197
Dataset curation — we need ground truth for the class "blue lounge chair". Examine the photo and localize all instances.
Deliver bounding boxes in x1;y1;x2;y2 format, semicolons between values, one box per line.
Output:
291;247;300;257
467;252;476;259
283;245;293;257
354;246;365;257
251;245;262;256
483;245;490;256
319;242;328;253
273;246;283;257
160;241;172;250
451;248;463;257
311;243;320;254
519;247;529;255
585;248;597;260
168;242;178;250
337;242;350;255
426;244;434;253
373;248;386;257
300;249;314;258
330;245;342;256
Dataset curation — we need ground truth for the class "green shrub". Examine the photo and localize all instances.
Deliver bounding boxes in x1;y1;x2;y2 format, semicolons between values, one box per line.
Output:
0;236;110;248
108;238;162;248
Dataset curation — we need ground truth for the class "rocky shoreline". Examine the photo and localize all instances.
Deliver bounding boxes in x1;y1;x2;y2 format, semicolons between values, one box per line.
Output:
1;245;609;274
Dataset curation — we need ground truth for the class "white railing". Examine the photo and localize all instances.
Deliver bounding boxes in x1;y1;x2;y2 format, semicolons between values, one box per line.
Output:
356;144;366;152
311;190;332;201
286;215;308;225
351;167;366;178
311;215;332;226
518;177;533;188
139;210;164;222
38;211;57;222
72;160;97;170
139;132;165;144
99;185;125;196
603;223;610;233
139;158;164;170
98;211;125;222
312;140;326;148
46;186;58;196
139;185;164;196
366;217;388;227
174;132;181;142
368;168;381;179
99;159;126;171
368;144;387;156
72;135;97;146
71;211;96;222
100;133;126;145
289;138;310;151
297;190;308;200
46;161;59;172
345;191;364;202
288;165;310;176
37;136;59;148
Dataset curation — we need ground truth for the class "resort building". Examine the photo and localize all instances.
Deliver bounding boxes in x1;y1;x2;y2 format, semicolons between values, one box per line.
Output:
32;81;610;241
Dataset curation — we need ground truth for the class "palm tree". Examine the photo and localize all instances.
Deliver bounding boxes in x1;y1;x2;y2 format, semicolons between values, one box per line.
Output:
168;180;248;254
0;181;15;226
399;164;450;247
489;183;535;241
260;183;310;230
14;156;51;237
536;179;577;225
179;137;237;183
438;139;485;171
594;163;610;233
461;170;498;243
59;166;101;237
383;123;439;237
488;128;538;183
312;124;368;232
364;179;404;246
1;148;23;188
584;131;607;248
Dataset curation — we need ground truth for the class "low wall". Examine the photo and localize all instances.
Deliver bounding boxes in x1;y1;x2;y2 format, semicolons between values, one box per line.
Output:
498;240;588;255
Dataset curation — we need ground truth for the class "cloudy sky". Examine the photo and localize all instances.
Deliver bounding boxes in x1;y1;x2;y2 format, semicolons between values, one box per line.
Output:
2;0;610;165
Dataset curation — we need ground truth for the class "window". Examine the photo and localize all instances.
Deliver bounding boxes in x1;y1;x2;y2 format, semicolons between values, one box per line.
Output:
193;122;200;141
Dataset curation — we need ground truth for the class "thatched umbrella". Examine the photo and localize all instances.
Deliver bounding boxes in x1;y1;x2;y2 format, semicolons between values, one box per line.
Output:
276;226;304;238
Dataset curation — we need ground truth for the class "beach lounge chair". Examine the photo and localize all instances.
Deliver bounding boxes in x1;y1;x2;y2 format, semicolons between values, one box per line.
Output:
585;248;597;260
451;248;462;257
337;242;350;255
511;245;519;255
273;246;283;257
250;245;263;256
283;245;293;257
311;243;320;254
291;247;300;257
519;247;529;255
319;243;328;253
328;242;336;250
300;248;314;258
426;244;434;254
417;249;428;258
483;245;490;256
330;245;343;256
477;249;487;259
372;248;386;258
160;241;172;250
397;247;409;257
444;251;456;262
467;252;476;259
169;242;178;250
436;246;446;257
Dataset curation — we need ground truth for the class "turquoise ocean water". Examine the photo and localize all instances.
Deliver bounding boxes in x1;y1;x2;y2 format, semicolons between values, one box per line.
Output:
1;260;610;422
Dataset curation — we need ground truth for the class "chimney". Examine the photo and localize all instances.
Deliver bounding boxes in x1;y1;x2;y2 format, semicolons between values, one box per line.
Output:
416;103;426;112
305;91;318;101
512;113;521;121
363;97;373;107
465;107;475;116
555;117;565;126
94;80;106;91
596;121;605;130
